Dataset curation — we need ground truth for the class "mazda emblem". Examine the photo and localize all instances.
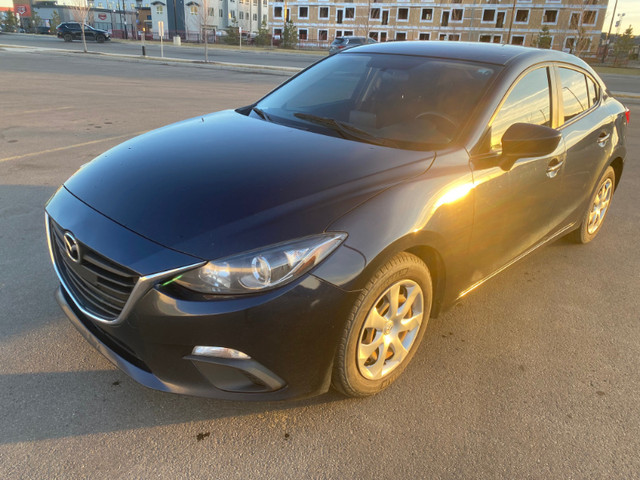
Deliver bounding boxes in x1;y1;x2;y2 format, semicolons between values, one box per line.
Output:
63;232;81;263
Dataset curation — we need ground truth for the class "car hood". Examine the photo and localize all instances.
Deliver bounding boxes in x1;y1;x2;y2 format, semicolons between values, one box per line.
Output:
64;110;434;260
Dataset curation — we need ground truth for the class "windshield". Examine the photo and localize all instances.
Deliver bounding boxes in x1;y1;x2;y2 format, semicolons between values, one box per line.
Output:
255;53;499;150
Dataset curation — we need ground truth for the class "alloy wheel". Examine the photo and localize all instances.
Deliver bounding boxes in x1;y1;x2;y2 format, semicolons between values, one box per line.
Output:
357;280;424;380
587;178;613;235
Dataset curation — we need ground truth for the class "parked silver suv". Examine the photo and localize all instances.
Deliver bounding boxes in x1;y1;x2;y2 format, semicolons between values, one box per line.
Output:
329;36;376;55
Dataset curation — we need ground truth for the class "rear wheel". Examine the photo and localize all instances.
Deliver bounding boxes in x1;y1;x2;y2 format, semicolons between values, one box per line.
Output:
332;252;432;397
571;166;615;244
63;33;72;42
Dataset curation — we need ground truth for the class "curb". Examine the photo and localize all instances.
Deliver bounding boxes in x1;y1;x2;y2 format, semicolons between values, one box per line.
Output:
611;91;640;100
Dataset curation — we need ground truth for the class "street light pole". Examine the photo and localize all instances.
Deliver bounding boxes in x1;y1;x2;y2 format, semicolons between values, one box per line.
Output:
601;0;618;63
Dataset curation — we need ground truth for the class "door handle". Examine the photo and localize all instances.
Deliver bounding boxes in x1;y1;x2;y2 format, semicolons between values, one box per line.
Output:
597;132;611;147
546;158;564;178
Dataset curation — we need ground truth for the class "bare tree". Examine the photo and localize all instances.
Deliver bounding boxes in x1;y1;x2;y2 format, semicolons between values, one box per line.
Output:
357;0;373;39
195;0;212;62
69;0;91;53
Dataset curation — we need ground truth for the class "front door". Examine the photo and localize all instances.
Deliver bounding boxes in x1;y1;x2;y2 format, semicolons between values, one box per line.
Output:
468;66;566;283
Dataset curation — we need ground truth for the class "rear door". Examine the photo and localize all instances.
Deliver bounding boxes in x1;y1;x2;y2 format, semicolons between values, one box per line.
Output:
552;65;614;222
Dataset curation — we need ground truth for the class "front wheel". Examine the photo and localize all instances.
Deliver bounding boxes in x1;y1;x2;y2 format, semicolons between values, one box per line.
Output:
332;252;432;397
96;34;105;43
571;166;616;244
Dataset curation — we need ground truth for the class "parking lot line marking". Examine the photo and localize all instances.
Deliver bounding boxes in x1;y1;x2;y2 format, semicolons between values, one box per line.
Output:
17;106;74;115
0;132;147;164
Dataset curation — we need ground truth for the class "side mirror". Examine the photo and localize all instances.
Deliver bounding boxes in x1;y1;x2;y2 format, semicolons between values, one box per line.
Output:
500;123;562;170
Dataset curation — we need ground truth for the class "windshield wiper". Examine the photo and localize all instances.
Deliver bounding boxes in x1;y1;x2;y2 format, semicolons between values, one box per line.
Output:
251;106;273;123
293;113;397;147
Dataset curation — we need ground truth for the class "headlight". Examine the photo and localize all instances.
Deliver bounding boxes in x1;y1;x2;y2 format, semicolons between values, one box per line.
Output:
172;233;347;294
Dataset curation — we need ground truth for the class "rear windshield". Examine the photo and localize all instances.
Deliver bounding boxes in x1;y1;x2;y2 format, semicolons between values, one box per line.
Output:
255;53;499;150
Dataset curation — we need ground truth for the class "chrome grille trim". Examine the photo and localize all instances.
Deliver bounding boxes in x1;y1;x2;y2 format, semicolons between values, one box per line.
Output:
46;213;205;325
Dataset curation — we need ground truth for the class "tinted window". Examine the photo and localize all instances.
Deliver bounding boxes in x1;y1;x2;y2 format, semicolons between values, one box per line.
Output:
559;67;589;123
490;68;551;151
257;54;498;150
586;76;599;108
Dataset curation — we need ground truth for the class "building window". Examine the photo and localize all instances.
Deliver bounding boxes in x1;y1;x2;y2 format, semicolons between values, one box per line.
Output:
369;31;378;41
515;10;529;23
511;35;525;45
421;8;432;21
482;9;495;22
479;34;491;42
343;30;353;36
239;11;243;19
156;5;163;14
451;9;463;22
419;32;430;40
570;12;580;28
395;32;406;40
318;7;328;19
583;10;596;25
273;27;282;37
274;6;282;18
190;5;198;15
253;13;257;20
397;8;408;21
439;33;446;41
208;7;214;16
319;29;327;41
449;34;460;41
381;10;389;25
543;10;558;24
336;9;343;24
219;8;223;17
298;6;308;18
336;30;343;37
299;28;307;40
345;7;355;20
370;8;380;19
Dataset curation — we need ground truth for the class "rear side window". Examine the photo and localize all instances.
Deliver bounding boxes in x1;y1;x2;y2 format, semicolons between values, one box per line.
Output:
558;67;589;123
490;67;551;151
586;76;599;107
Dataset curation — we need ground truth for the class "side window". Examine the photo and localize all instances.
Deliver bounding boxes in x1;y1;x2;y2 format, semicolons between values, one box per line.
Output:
558;67;589;123
490;68;551;151
586;76;599;108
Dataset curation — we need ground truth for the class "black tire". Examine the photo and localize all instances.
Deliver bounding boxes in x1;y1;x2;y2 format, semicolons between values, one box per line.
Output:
332;252;432;397
96;34;105;43
571;166;616;244
63;33;72;42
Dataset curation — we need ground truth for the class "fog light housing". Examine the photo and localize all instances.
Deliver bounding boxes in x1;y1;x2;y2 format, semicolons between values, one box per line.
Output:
192;346;251;360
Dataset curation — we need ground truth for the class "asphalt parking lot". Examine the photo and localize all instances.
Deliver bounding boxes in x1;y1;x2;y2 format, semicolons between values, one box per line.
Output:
1;49;639;479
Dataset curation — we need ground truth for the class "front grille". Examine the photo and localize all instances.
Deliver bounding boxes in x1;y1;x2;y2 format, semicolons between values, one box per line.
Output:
49;219;139;321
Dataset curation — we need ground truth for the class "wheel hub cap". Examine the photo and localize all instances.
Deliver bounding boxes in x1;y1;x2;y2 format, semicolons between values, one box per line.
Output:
587;178;612;235
357;280;424;380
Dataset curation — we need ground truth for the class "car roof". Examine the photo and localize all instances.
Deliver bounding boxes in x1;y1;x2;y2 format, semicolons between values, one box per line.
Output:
347;41;586;68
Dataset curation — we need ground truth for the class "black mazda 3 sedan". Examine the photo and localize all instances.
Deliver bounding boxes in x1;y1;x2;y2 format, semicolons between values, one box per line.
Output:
46;42;628;400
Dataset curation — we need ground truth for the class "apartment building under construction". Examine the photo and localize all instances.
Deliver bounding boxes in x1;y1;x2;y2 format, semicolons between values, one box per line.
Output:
269;0;609;55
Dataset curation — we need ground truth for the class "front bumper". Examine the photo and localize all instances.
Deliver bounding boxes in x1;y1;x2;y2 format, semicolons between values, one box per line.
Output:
47;187;359;400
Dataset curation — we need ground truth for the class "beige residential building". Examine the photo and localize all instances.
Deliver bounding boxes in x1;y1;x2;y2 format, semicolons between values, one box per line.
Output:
269;0;609;55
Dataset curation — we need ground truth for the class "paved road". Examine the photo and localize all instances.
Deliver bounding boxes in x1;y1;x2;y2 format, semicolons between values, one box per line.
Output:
1;49;640;479
0;32;324;69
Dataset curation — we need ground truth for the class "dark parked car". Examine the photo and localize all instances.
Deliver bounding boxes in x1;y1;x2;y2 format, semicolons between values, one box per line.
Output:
36;26;51;34
46;42;628;401
329;35;376;55
56;22;110;43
